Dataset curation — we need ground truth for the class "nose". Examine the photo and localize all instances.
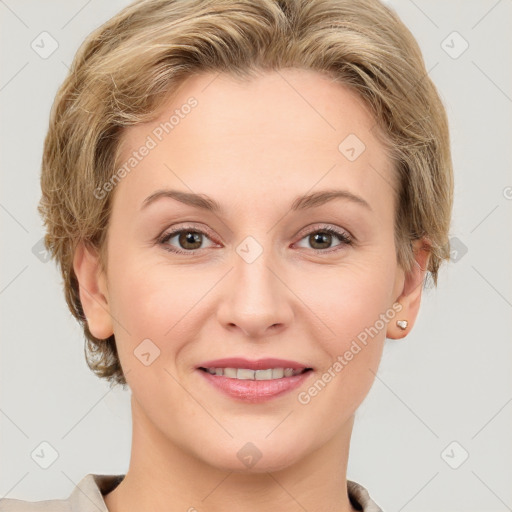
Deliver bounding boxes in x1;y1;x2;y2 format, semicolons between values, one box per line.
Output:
216;247;294;340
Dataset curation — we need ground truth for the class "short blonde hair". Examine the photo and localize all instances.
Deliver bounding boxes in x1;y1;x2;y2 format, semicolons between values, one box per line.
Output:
39;0;453;387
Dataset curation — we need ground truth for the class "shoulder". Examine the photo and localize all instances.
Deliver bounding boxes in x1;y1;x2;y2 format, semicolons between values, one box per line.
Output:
347;479;384;512
0;498;69;511
0;474;125;512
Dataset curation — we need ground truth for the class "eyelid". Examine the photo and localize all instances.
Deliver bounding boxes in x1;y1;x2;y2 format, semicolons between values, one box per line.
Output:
159;222;217;239
295;222;353;241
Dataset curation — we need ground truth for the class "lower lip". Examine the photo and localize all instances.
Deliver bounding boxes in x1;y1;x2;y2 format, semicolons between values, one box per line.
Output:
197;369;313;403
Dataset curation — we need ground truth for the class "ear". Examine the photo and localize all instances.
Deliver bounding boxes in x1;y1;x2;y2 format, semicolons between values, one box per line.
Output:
387;238;431;340
73;240;114;339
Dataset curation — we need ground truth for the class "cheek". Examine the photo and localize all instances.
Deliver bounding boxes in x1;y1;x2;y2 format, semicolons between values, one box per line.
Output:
299;257;396;341
294;267;393;421
106;252;211;363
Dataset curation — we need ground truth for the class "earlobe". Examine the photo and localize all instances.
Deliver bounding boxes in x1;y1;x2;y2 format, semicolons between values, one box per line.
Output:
73;240;114;339
387;238;431;340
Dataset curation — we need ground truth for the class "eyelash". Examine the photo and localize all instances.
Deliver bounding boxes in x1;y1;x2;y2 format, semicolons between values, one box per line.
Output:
156;223;354;256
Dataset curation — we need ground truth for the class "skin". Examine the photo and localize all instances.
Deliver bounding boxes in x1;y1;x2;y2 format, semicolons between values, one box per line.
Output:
74;68;430;512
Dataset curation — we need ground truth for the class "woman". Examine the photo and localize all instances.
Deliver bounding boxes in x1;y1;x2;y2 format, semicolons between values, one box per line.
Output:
1;0;452;510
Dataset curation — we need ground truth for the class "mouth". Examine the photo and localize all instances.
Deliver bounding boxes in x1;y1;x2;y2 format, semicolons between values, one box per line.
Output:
195;358;314;403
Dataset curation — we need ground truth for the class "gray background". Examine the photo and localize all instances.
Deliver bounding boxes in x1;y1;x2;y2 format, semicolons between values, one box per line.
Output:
1;1;511;510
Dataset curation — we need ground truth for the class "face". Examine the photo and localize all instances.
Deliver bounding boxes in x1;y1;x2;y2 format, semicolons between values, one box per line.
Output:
81;68;414;473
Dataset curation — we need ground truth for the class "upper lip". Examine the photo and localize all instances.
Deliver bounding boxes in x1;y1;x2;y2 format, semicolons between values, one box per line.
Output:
197;357;313;371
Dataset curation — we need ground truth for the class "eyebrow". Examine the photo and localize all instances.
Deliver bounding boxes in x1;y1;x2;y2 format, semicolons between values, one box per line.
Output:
140;188;372;213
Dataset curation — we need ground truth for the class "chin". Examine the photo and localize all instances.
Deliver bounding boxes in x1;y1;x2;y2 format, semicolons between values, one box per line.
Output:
194;436;309;474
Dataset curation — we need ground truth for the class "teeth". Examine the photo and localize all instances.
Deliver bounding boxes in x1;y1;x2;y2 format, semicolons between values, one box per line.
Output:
272;368;284;378
255;369;272;380
224;368;238;378
237;368;254;380
202;367;306;380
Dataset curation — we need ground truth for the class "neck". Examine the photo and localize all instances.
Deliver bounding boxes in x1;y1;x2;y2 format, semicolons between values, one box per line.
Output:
104;396;358;512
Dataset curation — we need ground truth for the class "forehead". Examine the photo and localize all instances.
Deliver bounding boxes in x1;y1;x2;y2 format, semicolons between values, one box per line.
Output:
112;69;396;218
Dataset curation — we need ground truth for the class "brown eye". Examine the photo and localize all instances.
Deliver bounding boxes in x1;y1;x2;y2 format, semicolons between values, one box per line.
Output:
177;231;203;250
158;226;216;254
295;226;353;252
309;231;333;250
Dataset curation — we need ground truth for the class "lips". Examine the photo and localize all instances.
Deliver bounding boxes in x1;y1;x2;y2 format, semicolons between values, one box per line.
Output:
196;358;314;403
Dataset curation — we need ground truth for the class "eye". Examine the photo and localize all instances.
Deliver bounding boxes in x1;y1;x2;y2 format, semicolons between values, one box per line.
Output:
157;225;217;254
295;225;353;253
157;223;353;255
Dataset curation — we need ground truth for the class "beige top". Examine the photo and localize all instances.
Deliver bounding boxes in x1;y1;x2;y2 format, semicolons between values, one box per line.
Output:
0;474;383;511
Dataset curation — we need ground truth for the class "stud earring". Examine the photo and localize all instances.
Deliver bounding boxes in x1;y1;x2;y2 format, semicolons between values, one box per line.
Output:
396;320;408;330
